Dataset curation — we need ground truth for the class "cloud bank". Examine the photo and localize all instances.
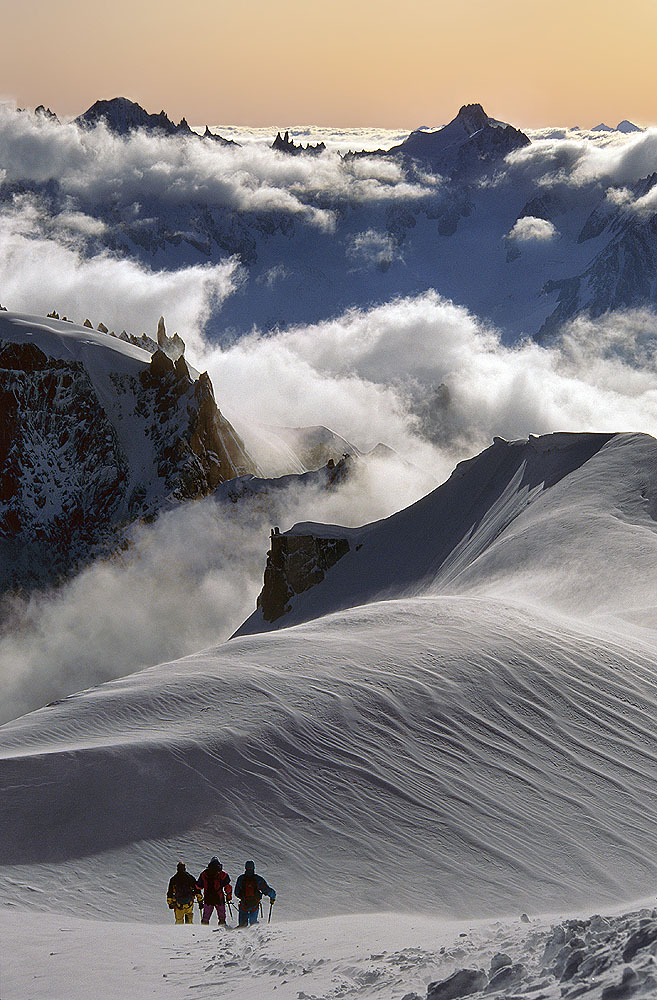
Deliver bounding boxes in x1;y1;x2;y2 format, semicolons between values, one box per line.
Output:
206;292;657;464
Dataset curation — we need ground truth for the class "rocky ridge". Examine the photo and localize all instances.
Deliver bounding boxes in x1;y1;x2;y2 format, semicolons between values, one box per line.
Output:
74;96;238;145
272;130;326;155
0;314;258;592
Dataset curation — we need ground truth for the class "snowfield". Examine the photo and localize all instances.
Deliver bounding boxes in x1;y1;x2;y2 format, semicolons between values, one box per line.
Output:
5;904;657;999
3;431;657;998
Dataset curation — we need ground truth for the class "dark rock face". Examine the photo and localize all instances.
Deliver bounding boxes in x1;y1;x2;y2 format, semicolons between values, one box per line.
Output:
426;968;487;1000
258;529;350;622
136;356;258;501
272;130;326;156
0;347;127;588
622;924;657;962
0;336;258;592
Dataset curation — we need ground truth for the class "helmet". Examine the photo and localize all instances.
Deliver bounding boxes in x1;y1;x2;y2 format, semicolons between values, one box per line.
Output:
176;862;186;872
245;860;255;872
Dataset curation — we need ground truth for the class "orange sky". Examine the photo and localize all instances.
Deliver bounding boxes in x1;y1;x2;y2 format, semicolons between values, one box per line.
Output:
3;0;655;128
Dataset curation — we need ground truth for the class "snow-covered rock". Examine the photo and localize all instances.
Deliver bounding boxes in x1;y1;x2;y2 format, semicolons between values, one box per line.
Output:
0;311;259;589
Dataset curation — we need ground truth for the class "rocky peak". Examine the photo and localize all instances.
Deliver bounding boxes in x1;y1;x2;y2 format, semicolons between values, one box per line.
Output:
75;97;190;137
155;316;185;362
272;131;326;156
35;105;58;122
75;97;240;146
202;125;239;146
384;102;530;176
455;103;490;132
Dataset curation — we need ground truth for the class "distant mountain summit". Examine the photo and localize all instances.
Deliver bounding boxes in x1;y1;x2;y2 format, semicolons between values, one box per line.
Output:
75;97;238;145
76;97;190;135
592;120;643;133
272;130;326;156
385;103;530;175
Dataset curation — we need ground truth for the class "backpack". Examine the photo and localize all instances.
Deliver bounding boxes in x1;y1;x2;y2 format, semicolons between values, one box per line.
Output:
240;874;261;905
174;871;197;905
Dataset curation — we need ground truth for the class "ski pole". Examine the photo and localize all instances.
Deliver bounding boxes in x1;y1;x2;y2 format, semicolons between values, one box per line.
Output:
268;899;274;923
259;902;264;918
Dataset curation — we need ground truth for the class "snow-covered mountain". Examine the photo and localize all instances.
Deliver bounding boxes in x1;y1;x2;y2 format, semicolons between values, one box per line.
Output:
592;119;643;133
383;103;531;175
0;311;376;595
0;311;258;589
540;172;657;336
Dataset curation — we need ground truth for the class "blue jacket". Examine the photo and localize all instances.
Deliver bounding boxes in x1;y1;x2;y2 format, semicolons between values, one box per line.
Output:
235;871;276;906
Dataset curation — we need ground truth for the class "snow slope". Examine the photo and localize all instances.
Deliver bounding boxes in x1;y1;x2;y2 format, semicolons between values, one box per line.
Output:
3;433;657;933
239;431;657;633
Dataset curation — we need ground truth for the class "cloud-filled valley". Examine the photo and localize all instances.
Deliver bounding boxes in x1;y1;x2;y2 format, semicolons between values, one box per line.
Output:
2;97;657;723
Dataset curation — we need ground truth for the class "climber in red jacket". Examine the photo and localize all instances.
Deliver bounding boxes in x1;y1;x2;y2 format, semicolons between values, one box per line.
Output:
197;857;232;925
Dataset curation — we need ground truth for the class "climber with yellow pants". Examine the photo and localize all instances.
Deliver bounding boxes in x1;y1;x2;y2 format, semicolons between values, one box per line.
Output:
166;862;202;923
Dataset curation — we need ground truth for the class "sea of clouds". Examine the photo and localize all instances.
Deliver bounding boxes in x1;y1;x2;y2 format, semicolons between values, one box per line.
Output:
2;104;657;723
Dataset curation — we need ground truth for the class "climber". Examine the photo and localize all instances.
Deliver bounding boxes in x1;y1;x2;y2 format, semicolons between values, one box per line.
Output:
197;857;233;925
166;862;202;924
234;860;276;927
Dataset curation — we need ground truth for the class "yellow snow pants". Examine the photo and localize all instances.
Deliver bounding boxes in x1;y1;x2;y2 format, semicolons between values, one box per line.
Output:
174;902;195;924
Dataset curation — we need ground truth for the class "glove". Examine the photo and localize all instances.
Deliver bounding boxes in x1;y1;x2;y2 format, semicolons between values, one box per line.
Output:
168;902;174;909
269;895;276;903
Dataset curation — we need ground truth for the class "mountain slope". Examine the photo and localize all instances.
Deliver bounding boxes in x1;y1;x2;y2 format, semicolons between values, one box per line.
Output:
3;432;657;923
238;431;657;633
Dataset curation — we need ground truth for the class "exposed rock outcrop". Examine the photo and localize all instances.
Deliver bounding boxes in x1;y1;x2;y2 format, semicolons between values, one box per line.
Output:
258;528;350;622
0;344;127;586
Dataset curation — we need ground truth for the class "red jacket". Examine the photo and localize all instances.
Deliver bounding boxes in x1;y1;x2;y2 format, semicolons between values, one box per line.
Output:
197;867;232;905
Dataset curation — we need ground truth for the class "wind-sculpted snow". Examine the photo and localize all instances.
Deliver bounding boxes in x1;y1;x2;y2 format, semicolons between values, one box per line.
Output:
239;432;657;633
3;593;657;921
